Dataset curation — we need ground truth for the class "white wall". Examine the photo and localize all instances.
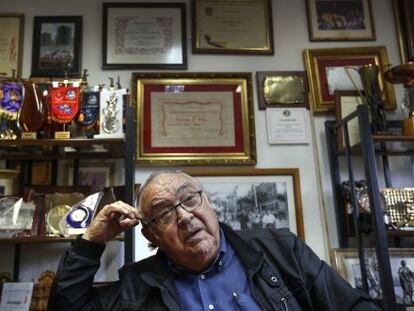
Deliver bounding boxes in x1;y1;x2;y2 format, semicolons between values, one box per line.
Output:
0;0;405;281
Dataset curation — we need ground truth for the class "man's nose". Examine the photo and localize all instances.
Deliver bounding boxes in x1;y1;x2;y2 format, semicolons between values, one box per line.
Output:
176;205;193;227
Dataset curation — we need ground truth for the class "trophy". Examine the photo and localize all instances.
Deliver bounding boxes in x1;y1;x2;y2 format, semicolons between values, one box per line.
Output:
345;64;387;134
17;79;47;139
384;62;414;136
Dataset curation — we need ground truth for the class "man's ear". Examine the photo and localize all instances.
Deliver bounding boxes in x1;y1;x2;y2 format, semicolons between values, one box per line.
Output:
141;227;159;245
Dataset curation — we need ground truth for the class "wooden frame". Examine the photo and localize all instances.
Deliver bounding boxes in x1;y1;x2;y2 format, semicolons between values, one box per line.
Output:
31;161;52;186
67;162;114;193
0;13;24;77
335;90;365;152
303;46;396;113
332;248;414;304
31;16;82;77
133;72;256;166
393;0;414;63
306;0;375;41
102;2;187;69
256;71;309;110
185;168;304;240
192;0;274;54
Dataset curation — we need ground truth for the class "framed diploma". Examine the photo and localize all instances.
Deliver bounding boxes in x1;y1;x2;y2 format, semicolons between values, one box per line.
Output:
265;108;310;144
0;13;24;77
103;3;187;69
192;0;274;54
133;72;256;165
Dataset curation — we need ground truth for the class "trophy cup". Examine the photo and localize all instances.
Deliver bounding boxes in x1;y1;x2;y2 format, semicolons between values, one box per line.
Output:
384;62;414;136
345;64;387;134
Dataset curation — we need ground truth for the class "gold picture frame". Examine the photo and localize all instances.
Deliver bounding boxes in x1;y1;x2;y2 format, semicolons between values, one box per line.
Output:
392;0;414;63
0;13;24;77
133;72;256;166
303;46;396;113
31;161;52;186
306;0;376;41
185;168;305;240
192;0;274;54
334;90;365;152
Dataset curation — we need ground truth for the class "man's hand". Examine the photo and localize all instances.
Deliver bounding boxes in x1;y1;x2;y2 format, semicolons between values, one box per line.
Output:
83;201;140;243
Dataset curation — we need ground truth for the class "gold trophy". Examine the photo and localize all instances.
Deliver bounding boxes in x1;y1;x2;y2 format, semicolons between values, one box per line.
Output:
384;62;414;136
345;64;387;134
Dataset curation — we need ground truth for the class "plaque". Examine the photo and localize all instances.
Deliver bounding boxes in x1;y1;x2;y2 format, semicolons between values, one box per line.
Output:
380;188;414;229
46;204;70;236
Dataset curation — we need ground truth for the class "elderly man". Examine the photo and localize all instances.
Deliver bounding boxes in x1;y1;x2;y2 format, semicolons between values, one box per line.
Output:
48;171;380;310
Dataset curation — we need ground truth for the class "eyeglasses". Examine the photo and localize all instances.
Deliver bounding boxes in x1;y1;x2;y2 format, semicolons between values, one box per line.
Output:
141;190;203;228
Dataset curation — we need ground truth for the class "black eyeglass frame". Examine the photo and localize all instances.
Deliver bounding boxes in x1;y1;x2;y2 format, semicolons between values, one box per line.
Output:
140;190;203;228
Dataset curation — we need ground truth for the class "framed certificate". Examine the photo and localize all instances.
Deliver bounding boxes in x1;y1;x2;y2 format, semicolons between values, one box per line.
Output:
192;0;274;54
133;72;256;165
103;2;187;69
0;13;24;77
266;108;310;144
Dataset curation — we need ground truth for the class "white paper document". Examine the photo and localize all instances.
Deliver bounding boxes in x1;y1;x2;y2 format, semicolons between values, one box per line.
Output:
0;282;33;311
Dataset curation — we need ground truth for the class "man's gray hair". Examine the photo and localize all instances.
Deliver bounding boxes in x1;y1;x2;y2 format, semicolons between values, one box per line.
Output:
135;169;203;213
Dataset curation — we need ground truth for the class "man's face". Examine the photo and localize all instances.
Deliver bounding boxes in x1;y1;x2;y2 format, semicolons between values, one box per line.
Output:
141;173;220;272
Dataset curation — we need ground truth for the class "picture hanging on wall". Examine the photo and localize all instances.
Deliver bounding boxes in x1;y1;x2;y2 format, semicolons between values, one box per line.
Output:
306;0;376;41
392;0;414;63
31;16;82;77
133;72;257;166
185;168;305;240
303;46;396;113
0;13;24;77
102;2;187;69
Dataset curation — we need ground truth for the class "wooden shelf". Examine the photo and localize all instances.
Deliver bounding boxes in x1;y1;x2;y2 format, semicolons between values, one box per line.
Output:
373;135;414;142
0;138;124;147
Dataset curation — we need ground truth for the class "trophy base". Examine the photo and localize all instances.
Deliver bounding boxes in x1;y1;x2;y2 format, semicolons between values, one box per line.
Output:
55;131;71;139
21;132;37;140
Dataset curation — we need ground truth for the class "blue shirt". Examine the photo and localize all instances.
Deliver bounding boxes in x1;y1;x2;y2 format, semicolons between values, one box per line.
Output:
171;229;262;311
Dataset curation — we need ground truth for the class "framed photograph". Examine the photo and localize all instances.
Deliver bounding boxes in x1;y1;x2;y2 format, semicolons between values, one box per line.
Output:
266;108;310;145
67;162;113;193
306;0;375;41
393;0;414;63
0;13;24;77
0;169;19;196
334;90;365;152
256;71;309;110
192;0;274;54
332;248;414;304
185;168;304;240
133;72;256;166
303;46;396;113
103;2;187;69
31;161;52;186
31;16;82;77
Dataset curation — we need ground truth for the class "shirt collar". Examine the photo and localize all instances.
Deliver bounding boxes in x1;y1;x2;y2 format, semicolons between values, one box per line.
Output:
168;228;227;276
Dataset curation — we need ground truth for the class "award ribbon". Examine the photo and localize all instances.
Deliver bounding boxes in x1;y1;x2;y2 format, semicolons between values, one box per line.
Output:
77;91;99;129
50;86;79;123
0;82;23;120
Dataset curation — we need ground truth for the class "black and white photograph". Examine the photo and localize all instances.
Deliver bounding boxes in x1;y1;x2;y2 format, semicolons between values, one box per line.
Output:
332;248;414;305
185;168;305;240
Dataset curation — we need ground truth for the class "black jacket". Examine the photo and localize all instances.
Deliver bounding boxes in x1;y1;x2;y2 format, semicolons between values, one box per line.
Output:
48;225;381;310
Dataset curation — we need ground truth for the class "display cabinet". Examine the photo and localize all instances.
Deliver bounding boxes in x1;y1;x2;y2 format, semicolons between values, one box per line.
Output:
0;105;135;281
325;104;411;310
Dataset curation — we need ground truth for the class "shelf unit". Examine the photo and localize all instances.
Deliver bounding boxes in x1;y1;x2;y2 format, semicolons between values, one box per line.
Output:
325;104;406;310
0;105;135;281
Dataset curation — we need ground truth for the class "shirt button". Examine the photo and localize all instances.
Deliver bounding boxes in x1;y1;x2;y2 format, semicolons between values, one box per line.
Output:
271;276;278;283
208;304;214;310
218;261;223;266
200;274;206;280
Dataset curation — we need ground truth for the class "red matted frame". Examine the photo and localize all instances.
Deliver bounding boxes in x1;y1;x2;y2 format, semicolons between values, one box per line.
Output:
133;72;256;166
303;46;396;113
